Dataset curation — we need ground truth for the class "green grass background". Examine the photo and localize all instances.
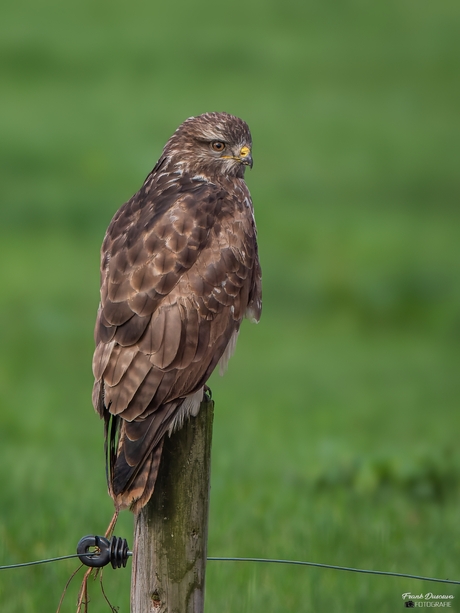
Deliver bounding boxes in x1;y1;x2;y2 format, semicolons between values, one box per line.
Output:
1;0;459;610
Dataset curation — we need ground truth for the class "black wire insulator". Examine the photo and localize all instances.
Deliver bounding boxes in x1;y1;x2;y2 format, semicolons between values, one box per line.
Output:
77;535;131;569
109;536;130;569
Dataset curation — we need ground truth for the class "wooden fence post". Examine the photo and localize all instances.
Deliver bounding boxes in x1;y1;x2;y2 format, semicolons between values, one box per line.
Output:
130;397;214;613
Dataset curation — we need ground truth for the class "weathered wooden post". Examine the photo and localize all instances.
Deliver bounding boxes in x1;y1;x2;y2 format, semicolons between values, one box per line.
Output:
130;397;214;612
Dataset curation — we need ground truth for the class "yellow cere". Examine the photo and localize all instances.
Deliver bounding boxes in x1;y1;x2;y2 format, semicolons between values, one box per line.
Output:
239;146;251;158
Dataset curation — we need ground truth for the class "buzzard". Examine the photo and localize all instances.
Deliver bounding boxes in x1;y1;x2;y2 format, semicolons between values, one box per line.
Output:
92;112;262;514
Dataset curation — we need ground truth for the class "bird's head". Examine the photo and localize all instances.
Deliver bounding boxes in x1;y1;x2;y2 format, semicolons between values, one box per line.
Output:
162;112;253;179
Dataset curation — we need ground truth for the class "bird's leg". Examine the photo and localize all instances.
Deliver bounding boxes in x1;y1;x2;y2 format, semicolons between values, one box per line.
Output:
105;508;119;538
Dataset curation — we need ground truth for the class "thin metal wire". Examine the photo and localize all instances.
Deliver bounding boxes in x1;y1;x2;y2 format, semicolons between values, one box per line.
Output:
0;553;92;570
1;552;459;586
207;557;460;585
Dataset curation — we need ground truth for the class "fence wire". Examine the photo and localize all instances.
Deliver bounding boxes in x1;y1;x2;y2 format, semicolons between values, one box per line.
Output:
0;554;90;570
208;557;460;585
1;552;459;585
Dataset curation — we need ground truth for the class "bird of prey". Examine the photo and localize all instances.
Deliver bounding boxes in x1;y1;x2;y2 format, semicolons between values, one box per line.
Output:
92;112;262;514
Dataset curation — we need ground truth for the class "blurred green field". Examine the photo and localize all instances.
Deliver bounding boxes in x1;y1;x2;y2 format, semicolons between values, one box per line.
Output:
1;0;459;611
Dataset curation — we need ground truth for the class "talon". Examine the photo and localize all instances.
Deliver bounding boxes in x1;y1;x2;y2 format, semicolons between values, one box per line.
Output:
203;385;212;402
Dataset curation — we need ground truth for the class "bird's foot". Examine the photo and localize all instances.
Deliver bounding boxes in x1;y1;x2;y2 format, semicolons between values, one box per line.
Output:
104;509;119;539
203;385;212;402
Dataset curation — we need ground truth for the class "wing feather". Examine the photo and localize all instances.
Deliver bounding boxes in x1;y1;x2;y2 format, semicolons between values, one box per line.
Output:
93;170;262;511
92;336;115;380
113;313;150;346
103;298;135;326
107;277;134;302
168;306;199;369
103;344;138;387
105;353;151;415
192;315;211;362
122;369;165;421
128;291;158;317
149;303;182;369
137;309;166;354
131;263;158;292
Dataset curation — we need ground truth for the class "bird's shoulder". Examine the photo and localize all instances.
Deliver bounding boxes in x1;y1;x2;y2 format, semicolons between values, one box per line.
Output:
103;172;252;254
95;171;257;344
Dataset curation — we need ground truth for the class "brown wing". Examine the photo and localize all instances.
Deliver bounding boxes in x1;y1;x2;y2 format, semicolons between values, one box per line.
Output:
92;175;261;511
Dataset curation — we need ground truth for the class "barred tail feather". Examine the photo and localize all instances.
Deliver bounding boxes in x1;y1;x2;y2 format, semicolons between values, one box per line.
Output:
114;439;164;514
105;401;179;513
103;390;204;513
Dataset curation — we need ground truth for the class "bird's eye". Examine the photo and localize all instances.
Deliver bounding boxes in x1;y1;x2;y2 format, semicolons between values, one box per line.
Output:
211;141;225;152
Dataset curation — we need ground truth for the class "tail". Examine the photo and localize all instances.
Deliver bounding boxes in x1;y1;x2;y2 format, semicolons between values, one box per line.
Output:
104;401;179;515
114;437;164;515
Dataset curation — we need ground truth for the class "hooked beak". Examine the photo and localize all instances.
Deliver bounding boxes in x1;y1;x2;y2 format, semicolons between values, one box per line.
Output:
239;145;253;169
221;146;253;168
